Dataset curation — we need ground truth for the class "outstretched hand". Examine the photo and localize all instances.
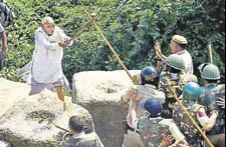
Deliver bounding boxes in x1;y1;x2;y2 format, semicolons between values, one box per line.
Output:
155;41;162;57
160;135;174;147
217;97;225;109
132;75;141;85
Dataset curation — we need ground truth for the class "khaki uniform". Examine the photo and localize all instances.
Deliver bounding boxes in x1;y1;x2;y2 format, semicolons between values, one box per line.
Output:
122;84;165;147
61;132;104;147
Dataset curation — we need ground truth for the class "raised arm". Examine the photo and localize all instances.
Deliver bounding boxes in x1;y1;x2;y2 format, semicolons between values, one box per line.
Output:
197;107;218;131
155;41;167;60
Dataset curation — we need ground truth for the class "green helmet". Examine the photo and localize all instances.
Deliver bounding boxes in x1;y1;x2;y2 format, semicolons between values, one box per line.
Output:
165;54;185;70
198;63;210;74
183;82;202;101
201;64;221;80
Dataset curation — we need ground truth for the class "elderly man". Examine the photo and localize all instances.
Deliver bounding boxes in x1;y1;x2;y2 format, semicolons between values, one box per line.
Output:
155;35;194;75
0;21;7;71
29;17;72;102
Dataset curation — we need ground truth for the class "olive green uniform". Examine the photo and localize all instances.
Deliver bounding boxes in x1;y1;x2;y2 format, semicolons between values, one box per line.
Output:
199;84;225;147
158;72;184;118
61;132;104;147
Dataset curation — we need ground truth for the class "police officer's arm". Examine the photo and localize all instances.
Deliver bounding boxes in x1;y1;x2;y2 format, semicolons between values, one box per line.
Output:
217;97;225;109
121;87;137;104
168;123;188;147
159;135;174;147
196;107;218;131
128;100;140;130
130;102;138;127
155;41;167;60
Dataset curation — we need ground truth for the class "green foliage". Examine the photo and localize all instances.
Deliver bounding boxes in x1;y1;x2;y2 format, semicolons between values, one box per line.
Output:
2;0;225;83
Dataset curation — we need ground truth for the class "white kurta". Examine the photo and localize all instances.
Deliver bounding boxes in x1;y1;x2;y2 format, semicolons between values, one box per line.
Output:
176;50;194;75
32;26;71;84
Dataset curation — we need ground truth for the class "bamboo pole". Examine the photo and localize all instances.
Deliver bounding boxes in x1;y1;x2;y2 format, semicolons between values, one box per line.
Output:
168;87;214;147
51;122;70;133
84;9;134;83
69;20;94;42
208;40;213;64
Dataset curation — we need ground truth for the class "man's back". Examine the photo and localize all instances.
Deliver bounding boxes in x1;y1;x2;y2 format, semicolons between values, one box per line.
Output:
138;116;172;147
176;50;193;75
159;72;184;118
173;102;204;146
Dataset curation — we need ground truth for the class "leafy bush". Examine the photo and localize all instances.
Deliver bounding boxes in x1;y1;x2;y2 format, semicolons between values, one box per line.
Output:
2;0;225;83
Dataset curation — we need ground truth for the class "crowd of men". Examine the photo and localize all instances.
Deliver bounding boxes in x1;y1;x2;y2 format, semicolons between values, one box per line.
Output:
0;14;225;147
121;35;225;147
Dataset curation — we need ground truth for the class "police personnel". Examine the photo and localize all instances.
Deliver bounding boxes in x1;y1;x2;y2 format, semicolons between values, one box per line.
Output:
173;82;219;147
121;66;165;147
61;116;104;147
155;35;193;75
158;54;185;118
138;99;188;147
198;64;225;147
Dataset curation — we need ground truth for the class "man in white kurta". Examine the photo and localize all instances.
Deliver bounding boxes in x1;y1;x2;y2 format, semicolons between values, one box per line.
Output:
29;17;72;102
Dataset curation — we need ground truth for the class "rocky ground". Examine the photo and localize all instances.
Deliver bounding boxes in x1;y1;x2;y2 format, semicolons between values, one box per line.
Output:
0;78;93;147
0;70;140;147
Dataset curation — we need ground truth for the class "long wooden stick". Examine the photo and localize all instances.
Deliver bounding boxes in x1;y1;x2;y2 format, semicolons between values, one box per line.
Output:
69;20;94;42
168;87;214;147
84;10;134;83
51;122;70;133
208;40;213;64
